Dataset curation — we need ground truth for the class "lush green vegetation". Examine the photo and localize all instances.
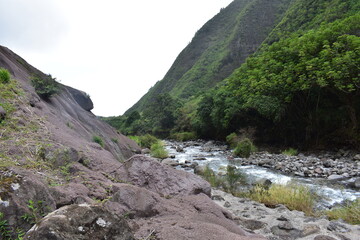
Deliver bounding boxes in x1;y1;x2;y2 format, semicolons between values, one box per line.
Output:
326;198;360;224
104;0;359;151
31;74;59;99
0;68;10;84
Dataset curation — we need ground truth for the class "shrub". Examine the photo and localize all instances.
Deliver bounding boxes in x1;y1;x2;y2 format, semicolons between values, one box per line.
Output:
199;165;224;188
233;138;256;158
138;134;159;149
170;132;197;141
282;148;298;156
31;74;59;99
150;142;168;159
326;199;360;224
226;132;239;149
246;184;317;215
225;165;246;193
92;135;104;148
0;68;10;84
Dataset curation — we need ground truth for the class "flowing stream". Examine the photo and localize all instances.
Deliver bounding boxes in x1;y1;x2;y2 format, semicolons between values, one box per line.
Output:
165;141;360;208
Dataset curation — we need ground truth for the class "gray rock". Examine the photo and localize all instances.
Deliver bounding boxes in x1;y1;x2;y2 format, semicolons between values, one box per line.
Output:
211;195;225;201
314;235;337;240
194;165;206;175
328;174;345;181
276;215;289;221
354;178;360;188
353;154;360;161
122;155;211;197
141;148;150;154
224;201;231;208
278;221;294;230
301;224;320;237
271;225;301;239
0;105;6;120
235;218;267;230
24;204;134;240
327;221;350;233
176;145;184;152
161;158;180;167
65;86;94;111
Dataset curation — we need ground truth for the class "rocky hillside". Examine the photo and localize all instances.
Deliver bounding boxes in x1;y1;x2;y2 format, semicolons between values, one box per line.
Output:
0;46;267;239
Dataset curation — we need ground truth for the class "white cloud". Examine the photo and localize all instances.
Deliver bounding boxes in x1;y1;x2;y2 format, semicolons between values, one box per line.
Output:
0;0;233;116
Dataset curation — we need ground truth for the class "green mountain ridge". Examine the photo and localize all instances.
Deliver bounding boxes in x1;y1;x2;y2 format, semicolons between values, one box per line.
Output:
126;0;291;114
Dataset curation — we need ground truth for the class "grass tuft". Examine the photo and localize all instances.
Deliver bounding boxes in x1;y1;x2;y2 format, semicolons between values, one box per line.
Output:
150;142;168;159
326;199;360;225
0;68;10;84
282;148;298;156
244;184;317;215
92;135;104;148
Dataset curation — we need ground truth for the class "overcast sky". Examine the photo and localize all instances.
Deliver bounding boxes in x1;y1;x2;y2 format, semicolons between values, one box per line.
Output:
0;0;233;116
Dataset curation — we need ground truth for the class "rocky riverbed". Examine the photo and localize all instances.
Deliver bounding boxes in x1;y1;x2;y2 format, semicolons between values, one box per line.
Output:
163;140;360;191
160;140;360;208
212;189;360;240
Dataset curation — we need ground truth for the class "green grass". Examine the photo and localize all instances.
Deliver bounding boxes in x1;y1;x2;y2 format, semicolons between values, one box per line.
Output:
92;135;104;148
244;184;317;216
282;148;298;156
0;68;10;84
326;199;360;225
150;142;168;159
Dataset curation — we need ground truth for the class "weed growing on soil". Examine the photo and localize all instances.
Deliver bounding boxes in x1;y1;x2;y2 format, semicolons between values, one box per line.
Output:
150;142;168;159
282;148;298;156
92;135;104;148
0;68;10;84
326;198;360;224
243;184;317;215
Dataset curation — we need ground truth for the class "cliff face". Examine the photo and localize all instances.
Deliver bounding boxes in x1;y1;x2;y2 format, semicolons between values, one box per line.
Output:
0;46;265;239
126;0;292;114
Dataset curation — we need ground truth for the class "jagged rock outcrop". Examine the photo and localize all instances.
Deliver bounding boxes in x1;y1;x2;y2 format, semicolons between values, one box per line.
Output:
24;204;134;240
120;154;211;197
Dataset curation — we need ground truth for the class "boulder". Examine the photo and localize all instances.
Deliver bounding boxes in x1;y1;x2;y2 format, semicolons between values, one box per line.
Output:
0;105;6;120
141;148;150;154
176;145;184;152
353;154;360;161
121;155;211;197
314;235;337;240
65;86;93;111
24;204;134;240
161;158;180;167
